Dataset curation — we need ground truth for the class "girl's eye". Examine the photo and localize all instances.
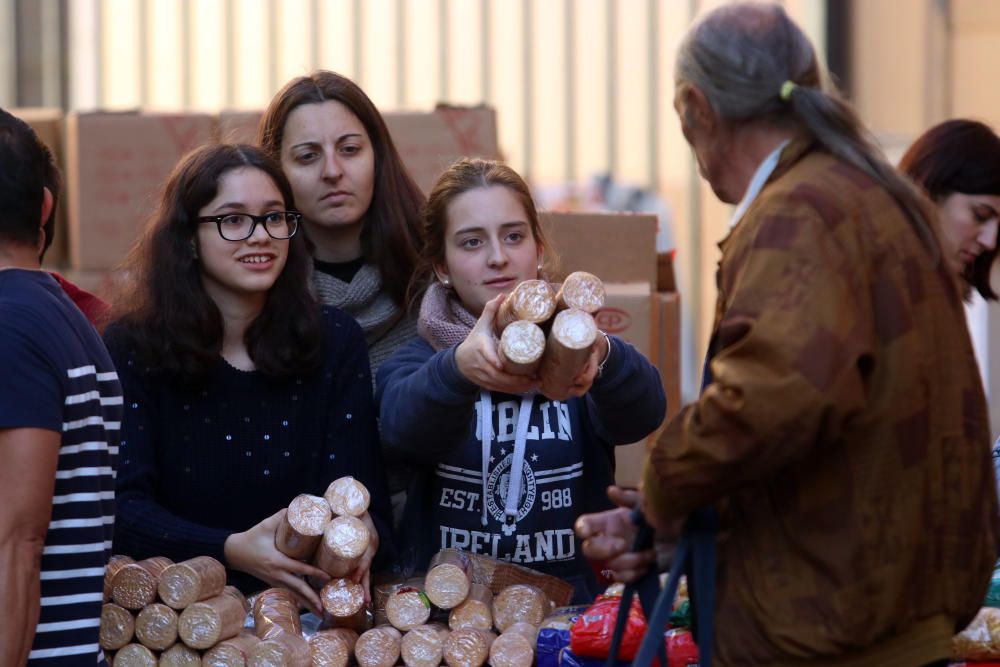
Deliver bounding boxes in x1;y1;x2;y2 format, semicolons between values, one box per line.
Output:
461;238;483;249
295;151;318;163
506;232;525;243
340;144;361;155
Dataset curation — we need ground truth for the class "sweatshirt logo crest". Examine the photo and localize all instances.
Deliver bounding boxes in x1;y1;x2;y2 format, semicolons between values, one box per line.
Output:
486;454;537;529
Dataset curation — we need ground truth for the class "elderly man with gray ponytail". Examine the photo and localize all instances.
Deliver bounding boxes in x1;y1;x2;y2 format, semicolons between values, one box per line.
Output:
575;3;998;666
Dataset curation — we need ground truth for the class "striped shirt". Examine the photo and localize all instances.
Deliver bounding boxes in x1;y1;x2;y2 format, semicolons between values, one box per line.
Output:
0;269;121;666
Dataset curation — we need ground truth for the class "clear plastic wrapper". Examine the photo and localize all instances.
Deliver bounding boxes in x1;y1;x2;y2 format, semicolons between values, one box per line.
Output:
386;583;431;631
252;588;302;639
954;607;1000;661
490;630;535;667
448;582;493;631
496;279;557;332
313;515;369;578
319;577;365;620
104;555;135;602
425;550;473;610
135;602;178;650
158;556;227;610
400;623;450;667
159;642;202;666
499;320;546;376
442;627;495;667
248;632;311;667
112;557;174;610
308;628;358;667
112;643;157;667
324;476;370;517
202;632;261;666
178;592;246;649
276;494;332;561
354;626;402;667
100;603;135;651
493;584;548;632
555;271;605;313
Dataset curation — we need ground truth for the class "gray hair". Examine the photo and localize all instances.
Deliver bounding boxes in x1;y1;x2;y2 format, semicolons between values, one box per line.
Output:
676;2;938;256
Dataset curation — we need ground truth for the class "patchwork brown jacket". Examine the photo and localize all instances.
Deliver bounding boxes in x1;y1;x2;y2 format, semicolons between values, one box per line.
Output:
643;141;998;667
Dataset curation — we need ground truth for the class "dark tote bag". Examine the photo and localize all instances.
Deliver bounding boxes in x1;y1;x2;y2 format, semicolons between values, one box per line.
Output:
603;506;717;667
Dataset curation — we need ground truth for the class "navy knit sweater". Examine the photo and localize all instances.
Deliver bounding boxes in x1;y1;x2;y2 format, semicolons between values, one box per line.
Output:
105;306;393;592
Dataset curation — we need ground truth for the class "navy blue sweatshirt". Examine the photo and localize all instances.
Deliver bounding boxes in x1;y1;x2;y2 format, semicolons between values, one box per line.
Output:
376;335;665;599
106;306;394;592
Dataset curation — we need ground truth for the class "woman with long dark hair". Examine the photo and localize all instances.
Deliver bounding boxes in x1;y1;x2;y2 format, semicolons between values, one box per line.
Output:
105;143;392;612
899;118;1000;300
258;70;426;519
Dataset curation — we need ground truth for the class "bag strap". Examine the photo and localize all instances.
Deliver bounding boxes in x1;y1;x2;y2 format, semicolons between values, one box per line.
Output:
631;506;717;667
604;509;668;667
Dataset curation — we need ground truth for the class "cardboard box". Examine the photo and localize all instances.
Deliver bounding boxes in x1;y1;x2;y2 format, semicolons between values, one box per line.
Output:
13;108;67;267
594;283;653;488
541;212;658;286
597;287;682;488
65;111;215;270
657;291;682;422
383;105;500;194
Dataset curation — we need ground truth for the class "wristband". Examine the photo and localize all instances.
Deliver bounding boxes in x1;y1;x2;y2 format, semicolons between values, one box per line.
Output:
596;331;612;378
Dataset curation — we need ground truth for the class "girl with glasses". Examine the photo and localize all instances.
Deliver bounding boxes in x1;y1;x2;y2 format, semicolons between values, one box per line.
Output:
103;143;393;613
258;71;426;527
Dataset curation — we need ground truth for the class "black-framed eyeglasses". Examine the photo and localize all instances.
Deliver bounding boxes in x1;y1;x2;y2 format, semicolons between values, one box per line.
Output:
197;211;301;241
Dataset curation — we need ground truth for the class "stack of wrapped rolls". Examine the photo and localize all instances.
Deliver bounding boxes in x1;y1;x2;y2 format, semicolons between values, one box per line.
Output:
99;555;254;666
494;272;607;385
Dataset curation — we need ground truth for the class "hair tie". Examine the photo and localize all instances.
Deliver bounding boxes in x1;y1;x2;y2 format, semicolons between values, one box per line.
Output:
779;80;797;102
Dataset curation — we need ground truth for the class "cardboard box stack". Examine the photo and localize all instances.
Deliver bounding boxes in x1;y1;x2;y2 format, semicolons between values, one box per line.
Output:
65;111;215;277
541;212;681;487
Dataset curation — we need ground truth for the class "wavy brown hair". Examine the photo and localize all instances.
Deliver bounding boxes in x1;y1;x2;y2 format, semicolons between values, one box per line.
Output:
899;119;1000;301
109;143;324;384
257;70;424;309
411;158;552;309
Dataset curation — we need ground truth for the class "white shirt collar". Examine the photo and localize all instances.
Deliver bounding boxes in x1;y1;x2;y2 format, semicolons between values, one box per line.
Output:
728;140;790;228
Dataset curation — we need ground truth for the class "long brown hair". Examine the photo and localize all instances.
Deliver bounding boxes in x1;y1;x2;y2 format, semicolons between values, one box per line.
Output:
109;144;324;384
412;158;551;308
899;119;1000;300
257;70;424;309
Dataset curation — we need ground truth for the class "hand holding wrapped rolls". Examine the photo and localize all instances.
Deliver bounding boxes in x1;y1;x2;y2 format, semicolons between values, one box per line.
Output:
224;508;330;614
455;294;541;396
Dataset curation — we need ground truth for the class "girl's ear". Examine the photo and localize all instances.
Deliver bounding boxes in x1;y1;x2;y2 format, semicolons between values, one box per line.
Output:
432;263;451;287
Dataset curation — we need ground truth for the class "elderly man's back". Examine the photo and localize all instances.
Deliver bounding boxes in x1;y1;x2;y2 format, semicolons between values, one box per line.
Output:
649;139;997;666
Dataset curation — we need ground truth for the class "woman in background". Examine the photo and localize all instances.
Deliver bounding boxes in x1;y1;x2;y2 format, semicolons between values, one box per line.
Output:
258;71;425;519
899;118;1000;509
105;143;392;612
899;118;1000;300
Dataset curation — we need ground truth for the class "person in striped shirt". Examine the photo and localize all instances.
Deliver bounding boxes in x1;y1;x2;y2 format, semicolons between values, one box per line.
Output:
0;108;122;666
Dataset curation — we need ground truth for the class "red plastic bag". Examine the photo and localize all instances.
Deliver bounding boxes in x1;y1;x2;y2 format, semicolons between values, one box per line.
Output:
665;629;699;667
569;594;647;661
